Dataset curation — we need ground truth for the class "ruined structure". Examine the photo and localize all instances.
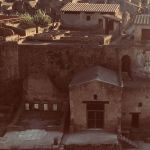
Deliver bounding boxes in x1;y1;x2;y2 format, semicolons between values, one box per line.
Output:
1;1;150;150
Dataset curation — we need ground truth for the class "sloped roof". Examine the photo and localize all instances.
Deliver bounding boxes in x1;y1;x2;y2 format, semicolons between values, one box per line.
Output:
134;14;150;25
61;2;120;13
70;66;121;87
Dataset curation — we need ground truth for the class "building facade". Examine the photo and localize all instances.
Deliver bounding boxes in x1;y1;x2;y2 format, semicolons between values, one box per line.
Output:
69;66;122;132
61;2;122;34
134;14;150;42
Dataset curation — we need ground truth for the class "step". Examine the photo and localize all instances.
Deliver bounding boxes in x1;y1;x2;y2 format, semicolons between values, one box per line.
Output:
119;135;138;148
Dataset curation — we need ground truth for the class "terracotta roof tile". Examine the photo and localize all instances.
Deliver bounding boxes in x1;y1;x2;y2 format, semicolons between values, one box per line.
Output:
61;2;120;13
134;14;150;25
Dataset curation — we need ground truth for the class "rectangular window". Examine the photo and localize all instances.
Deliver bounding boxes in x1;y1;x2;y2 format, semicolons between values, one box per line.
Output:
44;103;48;111
34;104;39;110
53;104;58;111
93;94;98;100
108;19;114;31
86;16;91;21
25;103;29;110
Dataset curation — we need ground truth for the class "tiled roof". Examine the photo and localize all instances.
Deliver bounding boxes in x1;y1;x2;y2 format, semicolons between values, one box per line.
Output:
134;14;150;25
61;2;120;12
70;66;121;87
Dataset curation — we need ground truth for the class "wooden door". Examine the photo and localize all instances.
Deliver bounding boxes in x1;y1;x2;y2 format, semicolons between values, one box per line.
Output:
87;103;104;128
131;113;139;128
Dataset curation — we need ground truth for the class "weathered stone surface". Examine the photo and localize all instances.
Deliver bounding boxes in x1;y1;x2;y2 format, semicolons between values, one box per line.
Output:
19;44;118;91
69;80;122;132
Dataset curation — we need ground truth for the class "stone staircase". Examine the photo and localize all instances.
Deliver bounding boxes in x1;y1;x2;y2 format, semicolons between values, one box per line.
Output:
119;135;138;148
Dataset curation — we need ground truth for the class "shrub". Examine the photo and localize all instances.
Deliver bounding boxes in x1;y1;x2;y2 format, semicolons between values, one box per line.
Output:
33;9;51;27
20;13;35;29
19;10;51;29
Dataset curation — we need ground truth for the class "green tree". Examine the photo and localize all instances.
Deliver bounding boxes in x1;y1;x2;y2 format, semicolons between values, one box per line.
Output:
33;10;51;29
20;13;35;29
20;10;51;32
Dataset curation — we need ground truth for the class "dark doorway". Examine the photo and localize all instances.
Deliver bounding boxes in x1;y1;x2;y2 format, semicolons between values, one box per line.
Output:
131;113;140;128
105;19;114;34
121;55;132;78
99;19;103;29
87;102;104;128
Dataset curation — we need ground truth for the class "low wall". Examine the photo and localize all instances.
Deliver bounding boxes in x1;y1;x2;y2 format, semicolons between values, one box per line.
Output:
64;144;120;150
3;25;36;36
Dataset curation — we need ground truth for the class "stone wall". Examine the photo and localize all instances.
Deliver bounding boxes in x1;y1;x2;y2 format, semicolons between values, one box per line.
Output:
0;42;19;81
61;13;106;30
23;73;64;102
2;39;150;136
0;41;21;111
19;44;119;92
119;46;150;78
122;79;150;135
4;25;36;36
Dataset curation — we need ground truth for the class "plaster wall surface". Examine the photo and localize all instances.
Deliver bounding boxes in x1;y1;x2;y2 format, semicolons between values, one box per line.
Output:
0;42;21;107
23;73;61;102
134;25;150;42
120;47;150;77
0;42;19;81
122;85;150;132
61;13;106;29
69;81;122;132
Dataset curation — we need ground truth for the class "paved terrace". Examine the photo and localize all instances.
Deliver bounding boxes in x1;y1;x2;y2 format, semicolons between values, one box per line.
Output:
0;129;120;149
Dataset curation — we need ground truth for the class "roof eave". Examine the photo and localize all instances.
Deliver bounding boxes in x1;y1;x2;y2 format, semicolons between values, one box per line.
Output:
61;10;116;13
69;79;122;88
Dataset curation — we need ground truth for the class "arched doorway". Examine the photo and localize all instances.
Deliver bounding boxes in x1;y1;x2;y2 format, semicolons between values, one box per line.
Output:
121;55;132;78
